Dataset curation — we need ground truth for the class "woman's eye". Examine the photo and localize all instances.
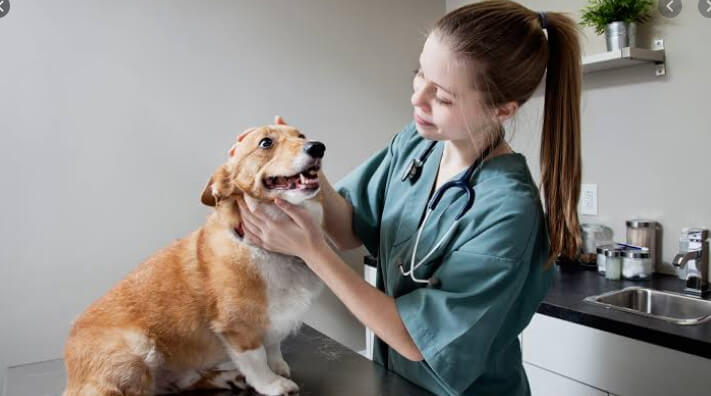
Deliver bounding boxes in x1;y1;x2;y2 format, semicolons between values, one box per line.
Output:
259;138;273;149
435;97;452;105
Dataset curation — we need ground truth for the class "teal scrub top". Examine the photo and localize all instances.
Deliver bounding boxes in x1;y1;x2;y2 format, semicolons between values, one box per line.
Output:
335;122;553;396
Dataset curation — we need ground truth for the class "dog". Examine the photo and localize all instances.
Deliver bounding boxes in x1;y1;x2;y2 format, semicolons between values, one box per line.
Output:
63;122;326;396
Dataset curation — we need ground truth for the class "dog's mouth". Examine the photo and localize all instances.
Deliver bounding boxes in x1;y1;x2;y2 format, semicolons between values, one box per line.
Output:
263;163;321;191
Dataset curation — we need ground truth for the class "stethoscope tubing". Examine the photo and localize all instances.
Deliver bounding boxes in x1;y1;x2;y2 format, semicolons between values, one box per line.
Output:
398;136;502;287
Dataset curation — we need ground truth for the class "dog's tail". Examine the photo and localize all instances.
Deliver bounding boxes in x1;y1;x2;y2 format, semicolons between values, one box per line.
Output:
63;327;157;396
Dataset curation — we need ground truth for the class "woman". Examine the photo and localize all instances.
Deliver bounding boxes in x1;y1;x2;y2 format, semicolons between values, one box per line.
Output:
237;1;582;395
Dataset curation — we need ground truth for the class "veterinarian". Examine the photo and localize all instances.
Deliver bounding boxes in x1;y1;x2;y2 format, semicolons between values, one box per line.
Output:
237;1;582;395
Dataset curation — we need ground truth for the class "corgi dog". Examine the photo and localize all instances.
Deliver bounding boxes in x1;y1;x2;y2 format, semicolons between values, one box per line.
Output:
63;122;325;396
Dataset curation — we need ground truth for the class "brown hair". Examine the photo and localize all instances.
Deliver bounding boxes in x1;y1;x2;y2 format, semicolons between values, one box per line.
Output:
433;0;582;264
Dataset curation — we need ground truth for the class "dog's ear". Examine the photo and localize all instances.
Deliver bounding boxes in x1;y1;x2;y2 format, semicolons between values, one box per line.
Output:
274;115;288;125
200;166;234;207
200;175;217;207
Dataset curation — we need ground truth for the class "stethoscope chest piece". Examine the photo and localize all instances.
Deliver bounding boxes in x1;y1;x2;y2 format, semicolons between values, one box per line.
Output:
401;140;437;183
427;277;441;288
401;159;423;182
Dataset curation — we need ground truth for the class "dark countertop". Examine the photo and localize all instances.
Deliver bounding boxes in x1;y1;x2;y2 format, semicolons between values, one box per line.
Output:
5;325;433;396
540;264;711;359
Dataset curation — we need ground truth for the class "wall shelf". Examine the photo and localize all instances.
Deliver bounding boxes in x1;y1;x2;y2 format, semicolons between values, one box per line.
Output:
582;39;666;76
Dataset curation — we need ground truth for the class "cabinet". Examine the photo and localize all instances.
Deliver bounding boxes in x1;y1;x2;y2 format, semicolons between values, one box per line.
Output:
524;362;608;396
522;314;711;396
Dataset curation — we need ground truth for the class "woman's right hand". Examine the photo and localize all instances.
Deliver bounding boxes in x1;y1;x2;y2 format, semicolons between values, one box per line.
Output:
273;115;362;250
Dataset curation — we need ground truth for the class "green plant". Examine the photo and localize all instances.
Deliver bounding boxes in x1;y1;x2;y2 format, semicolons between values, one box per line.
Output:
580;0;654;35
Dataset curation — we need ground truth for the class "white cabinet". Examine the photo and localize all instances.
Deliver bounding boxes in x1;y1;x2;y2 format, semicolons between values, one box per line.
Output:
524;362;608;396
522;314;711;396
360;264;378;360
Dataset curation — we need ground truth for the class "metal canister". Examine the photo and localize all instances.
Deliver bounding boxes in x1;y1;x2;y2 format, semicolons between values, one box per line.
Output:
626;219;658;272
605;21;637;51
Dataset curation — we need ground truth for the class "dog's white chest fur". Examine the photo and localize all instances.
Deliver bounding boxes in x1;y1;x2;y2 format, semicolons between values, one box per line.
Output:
243;198;325;342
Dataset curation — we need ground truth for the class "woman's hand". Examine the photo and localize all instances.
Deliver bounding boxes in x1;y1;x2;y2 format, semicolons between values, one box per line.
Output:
236;196;329;261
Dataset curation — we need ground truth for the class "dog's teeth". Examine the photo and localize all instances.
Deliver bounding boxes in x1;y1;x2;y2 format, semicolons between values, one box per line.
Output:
299;174;306;184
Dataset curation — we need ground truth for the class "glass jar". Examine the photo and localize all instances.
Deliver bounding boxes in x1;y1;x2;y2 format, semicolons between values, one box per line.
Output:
596;244;619;275
580;223;614;265
604;249;622;280
622;249;652;280
626;219;657;271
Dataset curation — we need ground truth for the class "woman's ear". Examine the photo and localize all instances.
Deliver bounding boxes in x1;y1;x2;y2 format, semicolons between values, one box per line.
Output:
200;166;235;207
494;101;519;123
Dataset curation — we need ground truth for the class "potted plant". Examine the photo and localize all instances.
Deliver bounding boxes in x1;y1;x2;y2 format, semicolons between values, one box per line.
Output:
580;0;654;51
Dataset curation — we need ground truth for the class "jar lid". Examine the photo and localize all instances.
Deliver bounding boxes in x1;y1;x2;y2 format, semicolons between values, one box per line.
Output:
626;219;656;228
604;249;622;257
596;244;618;254
623;249;650;258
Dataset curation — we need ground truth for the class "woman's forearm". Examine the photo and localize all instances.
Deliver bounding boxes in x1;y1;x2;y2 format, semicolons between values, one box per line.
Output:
304;244;424;362
319;171;363;250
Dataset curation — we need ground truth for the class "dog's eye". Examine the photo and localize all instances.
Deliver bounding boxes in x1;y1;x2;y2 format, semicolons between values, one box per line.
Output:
298;134;305;139
258;138;273;149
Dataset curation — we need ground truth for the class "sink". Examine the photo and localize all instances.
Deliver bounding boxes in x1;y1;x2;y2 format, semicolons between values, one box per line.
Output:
584;287;711;325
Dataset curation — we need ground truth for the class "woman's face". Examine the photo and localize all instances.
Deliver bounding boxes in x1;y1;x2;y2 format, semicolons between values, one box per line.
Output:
411;33;496;143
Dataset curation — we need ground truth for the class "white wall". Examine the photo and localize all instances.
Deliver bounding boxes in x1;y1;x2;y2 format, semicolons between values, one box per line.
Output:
448;0;711;275
0;0;445;390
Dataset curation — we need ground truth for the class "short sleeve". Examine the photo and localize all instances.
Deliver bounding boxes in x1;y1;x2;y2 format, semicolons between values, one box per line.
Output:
395;251;529;394
334;133;400;256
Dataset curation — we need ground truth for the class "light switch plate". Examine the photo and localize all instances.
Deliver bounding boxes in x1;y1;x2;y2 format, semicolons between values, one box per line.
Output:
580;184;598;216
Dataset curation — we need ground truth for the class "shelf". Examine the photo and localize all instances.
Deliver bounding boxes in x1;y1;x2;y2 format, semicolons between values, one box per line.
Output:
582;39;666;76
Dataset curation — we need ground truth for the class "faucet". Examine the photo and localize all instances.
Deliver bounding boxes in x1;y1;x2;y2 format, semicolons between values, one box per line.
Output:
672;228;709;298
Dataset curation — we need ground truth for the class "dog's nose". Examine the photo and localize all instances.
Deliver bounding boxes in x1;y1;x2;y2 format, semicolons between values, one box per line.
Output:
304;141;326;159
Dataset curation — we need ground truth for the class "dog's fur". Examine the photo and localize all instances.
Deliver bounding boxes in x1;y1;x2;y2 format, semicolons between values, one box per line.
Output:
63;124;325;395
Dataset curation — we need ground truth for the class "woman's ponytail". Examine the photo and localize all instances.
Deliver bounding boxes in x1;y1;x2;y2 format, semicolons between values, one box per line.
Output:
539;12;582;264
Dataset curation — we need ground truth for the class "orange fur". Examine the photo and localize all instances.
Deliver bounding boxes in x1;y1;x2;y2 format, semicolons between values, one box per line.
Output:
64;124;324;396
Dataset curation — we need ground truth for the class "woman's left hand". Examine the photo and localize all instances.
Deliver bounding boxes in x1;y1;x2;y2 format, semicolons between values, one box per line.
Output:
236;196;328;261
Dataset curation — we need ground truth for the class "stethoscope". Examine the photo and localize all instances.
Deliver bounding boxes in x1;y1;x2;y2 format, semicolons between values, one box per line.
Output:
398;136;501;288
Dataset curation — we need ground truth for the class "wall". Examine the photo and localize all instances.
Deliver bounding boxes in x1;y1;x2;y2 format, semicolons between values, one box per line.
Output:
447;0;711;275
0;0;445;390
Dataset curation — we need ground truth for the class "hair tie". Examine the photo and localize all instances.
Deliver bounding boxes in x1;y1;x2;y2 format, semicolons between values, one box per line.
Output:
537;11;548;30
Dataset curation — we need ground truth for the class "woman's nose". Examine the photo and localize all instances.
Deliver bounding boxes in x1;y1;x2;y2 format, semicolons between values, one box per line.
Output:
411;85;431;113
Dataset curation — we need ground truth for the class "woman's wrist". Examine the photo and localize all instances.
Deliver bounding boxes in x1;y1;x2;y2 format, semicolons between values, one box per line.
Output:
302;237;332;268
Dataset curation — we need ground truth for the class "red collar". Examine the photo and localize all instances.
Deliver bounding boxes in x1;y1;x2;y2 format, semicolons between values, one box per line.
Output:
233;223;244;238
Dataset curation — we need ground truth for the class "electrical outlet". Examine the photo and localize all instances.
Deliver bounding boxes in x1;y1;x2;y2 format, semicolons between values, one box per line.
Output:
580;184;598;216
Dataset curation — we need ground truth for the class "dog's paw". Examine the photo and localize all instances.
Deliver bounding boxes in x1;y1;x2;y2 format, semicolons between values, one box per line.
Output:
254;376;299;396
269;358;291;378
